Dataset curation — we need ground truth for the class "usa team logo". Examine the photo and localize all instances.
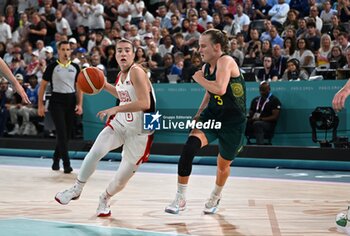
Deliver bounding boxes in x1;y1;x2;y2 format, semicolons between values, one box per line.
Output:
143;111;162;130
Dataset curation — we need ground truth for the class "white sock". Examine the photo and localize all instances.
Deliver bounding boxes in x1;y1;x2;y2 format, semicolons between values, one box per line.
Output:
212;184;223;197
74;179;85;192
177;183;187;197
101;190;112;200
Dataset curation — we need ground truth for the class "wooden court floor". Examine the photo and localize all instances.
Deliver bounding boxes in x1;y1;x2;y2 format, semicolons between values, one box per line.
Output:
0;164;349;236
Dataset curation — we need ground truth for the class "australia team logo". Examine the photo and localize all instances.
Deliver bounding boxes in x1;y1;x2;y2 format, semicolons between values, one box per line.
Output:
143;111;162;130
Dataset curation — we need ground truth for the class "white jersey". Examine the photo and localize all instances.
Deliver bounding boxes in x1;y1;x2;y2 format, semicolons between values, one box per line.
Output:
112;65;156;134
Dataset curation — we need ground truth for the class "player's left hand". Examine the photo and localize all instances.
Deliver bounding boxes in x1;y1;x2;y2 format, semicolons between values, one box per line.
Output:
192;70;204;83
97;107;117;122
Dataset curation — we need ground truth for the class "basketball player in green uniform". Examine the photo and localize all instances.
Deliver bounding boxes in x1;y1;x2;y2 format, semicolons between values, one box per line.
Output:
165;29;246;214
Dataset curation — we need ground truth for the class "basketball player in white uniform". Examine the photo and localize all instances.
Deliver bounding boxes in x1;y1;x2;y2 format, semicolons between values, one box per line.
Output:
0;58;30;104
55;39;156;217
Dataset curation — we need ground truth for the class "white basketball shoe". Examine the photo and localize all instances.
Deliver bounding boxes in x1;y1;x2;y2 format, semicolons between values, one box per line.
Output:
55;185;82;205
96;194;111;217
336;206;350;234
203;193;221;214
165;193;186;214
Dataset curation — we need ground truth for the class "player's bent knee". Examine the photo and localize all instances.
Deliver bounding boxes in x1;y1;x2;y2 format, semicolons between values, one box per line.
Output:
178;136;202;176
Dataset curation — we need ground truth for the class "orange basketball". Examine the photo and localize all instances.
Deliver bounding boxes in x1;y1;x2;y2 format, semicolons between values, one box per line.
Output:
77;67;105;95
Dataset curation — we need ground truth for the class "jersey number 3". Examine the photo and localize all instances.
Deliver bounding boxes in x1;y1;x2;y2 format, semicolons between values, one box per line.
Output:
214;95;223;105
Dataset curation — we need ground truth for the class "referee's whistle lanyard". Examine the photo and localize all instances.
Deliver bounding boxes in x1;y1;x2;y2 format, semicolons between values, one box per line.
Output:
256;92;272;113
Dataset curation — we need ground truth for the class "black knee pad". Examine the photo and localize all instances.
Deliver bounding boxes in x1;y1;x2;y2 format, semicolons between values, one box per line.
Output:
178;136;201;177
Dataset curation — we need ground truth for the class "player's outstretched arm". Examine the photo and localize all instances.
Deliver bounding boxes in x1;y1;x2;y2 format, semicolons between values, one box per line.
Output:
0;58;31;104
333;79;350;112
103;82;119;98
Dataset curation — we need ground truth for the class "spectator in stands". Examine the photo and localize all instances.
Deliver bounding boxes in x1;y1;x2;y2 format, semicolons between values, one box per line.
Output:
200;0;213;15
181;18;191;33
272;44;288;78
36;40;46;61
0;78;8;137
147;41;163;81
102;45;118;70
254;0;272;20
283;27;296;41
10;58;25;79
338;0;350;23
26;50;40;80
257;55;279;81
260;20;272;42
296;18;307;38
69;37;78;53
289;0;309;17
184;22;201;49
338;32;350;54
244;0;256;21
5;5;17;32
157;5;171;29
162;53;176;83
182;52;202;83
75;0;90;31
341;47;350;69
230;37;244;66
198;9;213;30
212;13;224;31
0;13;12;44
292;38;316;69
40;2;56;44
328;45;347;69
88;0;105;32
151;26;161;44
134;47;148;66
261;40;273;58
281;58;309;80
142;7;155;24
269;26;284;48
320;1;338;24
282;37;296;58
102;0;118;25
268;0;289;28
223;13;241;37
246;81;281;145
329;15;344;40
14;13;31;45
234;4;250;35
61;0;78;34
169;15;181;35
7;74;25;135
227;0;237;15
283;9;299;30
129;0;145;26
190;13;205;34
317;34;333;68
306;6;323;32
246;28;262;60
55;9;72;38
28;12;47;49
305;21;321;52
172;32;191;61
158;35;174;58
18;74;39;136
236;32;247;54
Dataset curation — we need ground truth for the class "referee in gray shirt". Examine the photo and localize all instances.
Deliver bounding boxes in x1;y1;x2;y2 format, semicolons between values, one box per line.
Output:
38;41;83;173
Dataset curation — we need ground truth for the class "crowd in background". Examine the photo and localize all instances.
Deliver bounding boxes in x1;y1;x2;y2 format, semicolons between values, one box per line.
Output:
0;0;350;136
